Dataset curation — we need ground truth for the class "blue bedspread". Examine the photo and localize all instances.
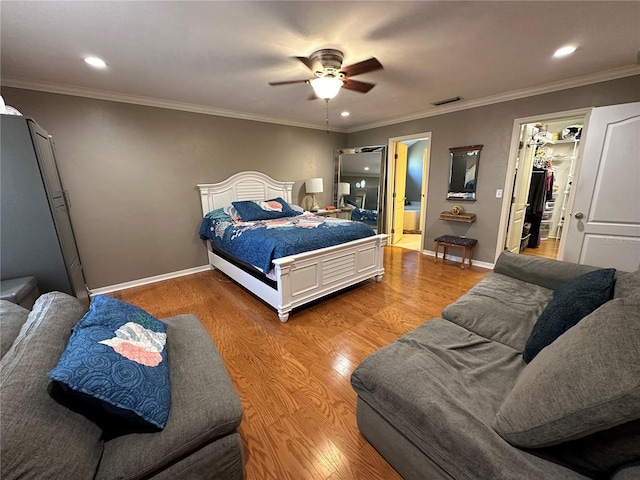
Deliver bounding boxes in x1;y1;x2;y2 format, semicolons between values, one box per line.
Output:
199;213;375;273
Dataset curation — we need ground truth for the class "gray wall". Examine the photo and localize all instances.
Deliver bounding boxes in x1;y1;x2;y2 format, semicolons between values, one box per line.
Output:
348;75;640;264
2;87;346;289
4;75;637;289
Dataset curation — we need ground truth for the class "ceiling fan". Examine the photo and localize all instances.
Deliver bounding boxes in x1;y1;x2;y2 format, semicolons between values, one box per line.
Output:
269;48;383;100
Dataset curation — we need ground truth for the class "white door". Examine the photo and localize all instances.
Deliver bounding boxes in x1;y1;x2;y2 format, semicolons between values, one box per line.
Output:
505;125;537;253
419;147;429;232
391;142;408;245
561;102;640;271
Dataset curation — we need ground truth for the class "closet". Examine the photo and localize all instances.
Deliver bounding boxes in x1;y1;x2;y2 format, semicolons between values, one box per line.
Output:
0;114;88;305
522;122;581;251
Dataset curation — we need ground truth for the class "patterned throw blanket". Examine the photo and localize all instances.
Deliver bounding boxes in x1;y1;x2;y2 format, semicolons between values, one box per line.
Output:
199;212;375;273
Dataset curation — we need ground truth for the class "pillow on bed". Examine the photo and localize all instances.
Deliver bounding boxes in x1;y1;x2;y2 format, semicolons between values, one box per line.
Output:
345;199;360;210
288;203;305;213
205;208;233;222
223;205;242;221
232;197;299;221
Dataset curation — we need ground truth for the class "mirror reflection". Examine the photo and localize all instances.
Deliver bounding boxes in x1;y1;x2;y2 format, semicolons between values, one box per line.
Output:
447;145;482;201
334;146;386;233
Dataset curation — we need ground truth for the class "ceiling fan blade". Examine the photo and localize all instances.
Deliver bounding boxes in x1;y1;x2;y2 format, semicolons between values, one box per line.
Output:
268;79;309;86
295;56;314;72
340;57;383;77
342;79;376;94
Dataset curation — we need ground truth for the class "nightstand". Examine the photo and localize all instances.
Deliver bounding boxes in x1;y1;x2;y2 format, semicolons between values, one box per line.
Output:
338;206;353;220
313;209;339;218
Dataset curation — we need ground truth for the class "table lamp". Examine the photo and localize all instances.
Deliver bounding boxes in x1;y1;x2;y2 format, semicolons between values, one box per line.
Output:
305;177;323;212
338;182;350;207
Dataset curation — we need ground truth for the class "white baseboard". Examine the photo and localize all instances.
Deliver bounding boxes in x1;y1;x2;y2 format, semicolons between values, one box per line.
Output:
422;250;495;270
89;265;213;296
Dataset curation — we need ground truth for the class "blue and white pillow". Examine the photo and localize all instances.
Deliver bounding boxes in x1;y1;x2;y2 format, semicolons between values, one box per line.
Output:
205;208;233;222
48;295;171;430
232;197;299;221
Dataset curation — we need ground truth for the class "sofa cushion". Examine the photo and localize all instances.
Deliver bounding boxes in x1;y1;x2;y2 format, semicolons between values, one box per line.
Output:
614;269;640;299
48;295;171;430
350;318;577;480
493;297;640;451
442;272;553;351
0;292;104;480
612;464;640;480
523;268;615;363
95;314;244;480
0;300;29;358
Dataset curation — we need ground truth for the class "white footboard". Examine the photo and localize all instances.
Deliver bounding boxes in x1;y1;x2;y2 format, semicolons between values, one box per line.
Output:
207;234;387;322
273;234;387;321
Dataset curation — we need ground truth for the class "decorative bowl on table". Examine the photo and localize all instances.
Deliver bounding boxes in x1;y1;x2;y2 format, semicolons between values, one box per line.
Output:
450;205;464;215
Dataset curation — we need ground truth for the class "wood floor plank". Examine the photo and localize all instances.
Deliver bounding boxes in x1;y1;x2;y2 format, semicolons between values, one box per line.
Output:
112;246;490;479
521;238;560;260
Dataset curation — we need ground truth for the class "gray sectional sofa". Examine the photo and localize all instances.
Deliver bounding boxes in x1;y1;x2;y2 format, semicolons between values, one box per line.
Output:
351;251;640;480
0;292;245;479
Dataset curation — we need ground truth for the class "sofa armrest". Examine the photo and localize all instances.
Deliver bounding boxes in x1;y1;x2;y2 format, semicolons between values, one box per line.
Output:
494;251;601;290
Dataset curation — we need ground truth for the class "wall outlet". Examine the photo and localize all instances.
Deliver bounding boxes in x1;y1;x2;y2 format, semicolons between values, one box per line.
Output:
496;189;503;198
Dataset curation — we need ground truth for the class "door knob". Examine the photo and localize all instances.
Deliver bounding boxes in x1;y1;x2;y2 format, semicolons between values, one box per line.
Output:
574;212;584;219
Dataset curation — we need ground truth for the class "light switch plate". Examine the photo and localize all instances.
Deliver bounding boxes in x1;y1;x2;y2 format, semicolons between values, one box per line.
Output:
496;189;503;198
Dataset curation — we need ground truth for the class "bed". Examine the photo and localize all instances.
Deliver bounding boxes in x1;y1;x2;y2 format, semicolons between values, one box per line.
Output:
197;171;388;322
345;198;379;227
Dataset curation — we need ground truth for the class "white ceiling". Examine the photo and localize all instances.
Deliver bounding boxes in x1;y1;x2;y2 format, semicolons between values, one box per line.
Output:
2;1;639;132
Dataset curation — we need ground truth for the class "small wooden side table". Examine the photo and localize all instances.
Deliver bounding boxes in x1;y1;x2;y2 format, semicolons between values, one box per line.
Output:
313;209;339;218
338;206;353;220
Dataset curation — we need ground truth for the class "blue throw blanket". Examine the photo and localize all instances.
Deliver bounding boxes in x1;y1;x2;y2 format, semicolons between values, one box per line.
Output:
199;213;375;273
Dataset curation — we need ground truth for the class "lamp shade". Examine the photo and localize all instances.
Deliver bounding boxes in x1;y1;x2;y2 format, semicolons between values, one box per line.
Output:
310;76;343;100
305;177;323;194
338;182;350;195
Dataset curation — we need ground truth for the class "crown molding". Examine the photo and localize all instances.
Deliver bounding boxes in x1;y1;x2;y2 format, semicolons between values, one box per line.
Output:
1;77;348;133
347;65;640;133
4;65;637;135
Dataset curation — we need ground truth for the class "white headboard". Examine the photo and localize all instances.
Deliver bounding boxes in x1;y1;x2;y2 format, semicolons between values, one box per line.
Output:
197;171;294;215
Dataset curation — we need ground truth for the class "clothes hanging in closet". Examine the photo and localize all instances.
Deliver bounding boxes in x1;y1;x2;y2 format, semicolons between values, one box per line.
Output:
526;167;550;248
527;167;548;215
546;170;555;201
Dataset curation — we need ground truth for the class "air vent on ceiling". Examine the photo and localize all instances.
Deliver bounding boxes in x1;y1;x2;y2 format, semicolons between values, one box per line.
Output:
432;96;462;106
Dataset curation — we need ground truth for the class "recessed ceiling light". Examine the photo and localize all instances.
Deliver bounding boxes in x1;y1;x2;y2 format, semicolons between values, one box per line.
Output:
364;167;370;171
84;56;107;68
341;111;350;117
553;46;577;58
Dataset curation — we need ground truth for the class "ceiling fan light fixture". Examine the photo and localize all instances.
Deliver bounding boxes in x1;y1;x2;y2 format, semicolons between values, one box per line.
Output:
310;76;343;100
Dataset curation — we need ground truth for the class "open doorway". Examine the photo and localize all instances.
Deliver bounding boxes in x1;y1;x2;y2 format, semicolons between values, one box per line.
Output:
498;109;589;261
387;132;431;252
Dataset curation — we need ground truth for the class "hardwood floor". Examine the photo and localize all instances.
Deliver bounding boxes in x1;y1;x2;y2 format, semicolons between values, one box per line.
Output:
112;246;489;479
521;238;560;260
